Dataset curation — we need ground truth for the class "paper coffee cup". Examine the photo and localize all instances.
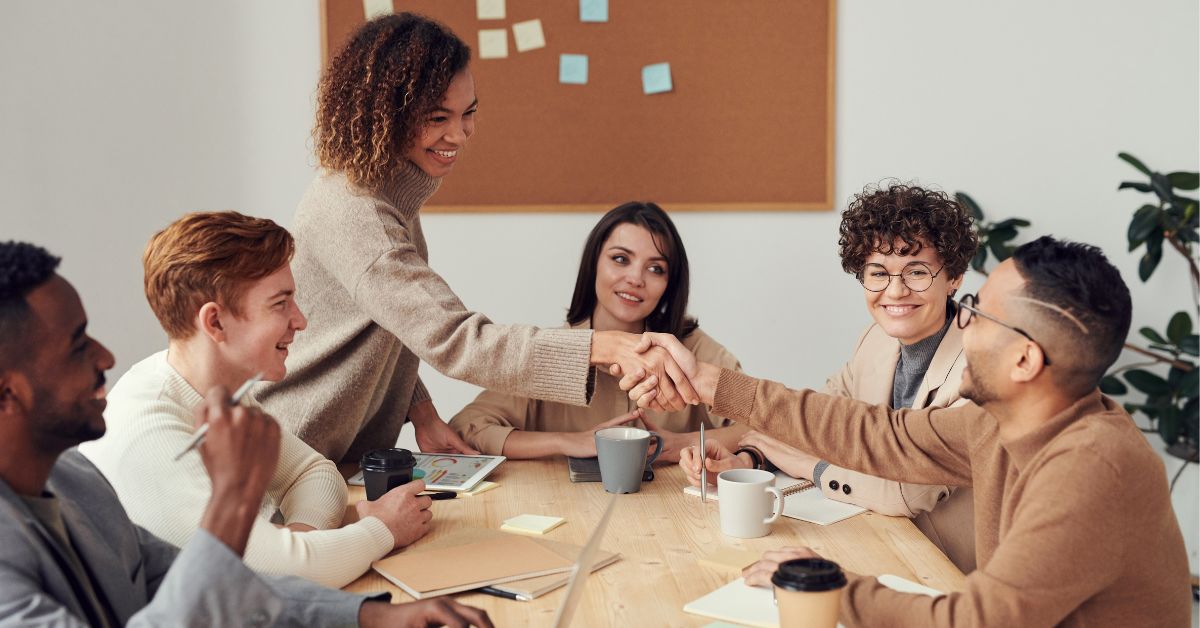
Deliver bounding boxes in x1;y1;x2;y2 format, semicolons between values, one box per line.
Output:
360;448;422;501
772;558;847;628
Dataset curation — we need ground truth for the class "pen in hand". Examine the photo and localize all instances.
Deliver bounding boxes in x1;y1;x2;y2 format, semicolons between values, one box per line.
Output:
173;372;264;461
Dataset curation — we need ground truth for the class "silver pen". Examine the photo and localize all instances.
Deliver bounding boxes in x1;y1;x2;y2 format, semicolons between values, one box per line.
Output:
173;372;264;461
699;422;707;504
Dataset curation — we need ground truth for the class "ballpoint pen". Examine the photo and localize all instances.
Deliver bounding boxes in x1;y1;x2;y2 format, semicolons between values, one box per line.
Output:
475;586;531;602
173;372;264;461
699;422;707;504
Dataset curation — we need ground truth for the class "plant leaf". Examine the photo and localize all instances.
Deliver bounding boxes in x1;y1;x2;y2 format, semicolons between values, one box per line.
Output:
989;226;1019;242
1158;405;1181;444
1151;173;1174;204
989;239;1014;262
1138;240;1163;281
1180;369;1200;399
1118;181;1154;193
1178;228;1199;243
971;247;988;273
1118;152;1152;176
1139;327;1168;343
956;192;984;221
1167;311;1193;344
1099;375;1128;395
1167;171;1200;190
1180;335;1199;356
1183;398;1199;441
1124;369;1172;396
1127;204;1161;246
992;218;1031;229
1148;344;1180;354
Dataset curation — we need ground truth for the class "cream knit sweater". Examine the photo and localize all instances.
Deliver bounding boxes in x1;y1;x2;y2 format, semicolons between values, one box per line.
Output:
259;162;595;464
79;351;394;588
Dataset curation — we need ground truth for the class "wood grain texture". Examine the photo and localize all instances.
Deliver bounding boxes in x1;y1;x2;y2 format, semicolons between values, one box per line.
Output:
341;459;965;626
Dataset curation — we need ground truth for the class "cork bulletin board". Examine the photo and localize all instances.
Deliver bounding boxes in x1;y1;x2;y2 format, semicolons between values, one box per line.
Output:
321;0;836;212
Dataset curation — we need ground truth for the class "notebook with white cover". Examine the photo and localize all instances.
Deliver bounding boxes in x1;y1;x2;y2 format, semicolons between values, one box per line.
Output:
683;471;865;526
683;574;944;627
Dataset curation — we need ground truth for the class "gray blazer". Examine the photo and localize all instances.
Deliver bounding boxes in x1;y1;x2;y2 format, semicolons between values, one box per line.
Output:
0;450;373;627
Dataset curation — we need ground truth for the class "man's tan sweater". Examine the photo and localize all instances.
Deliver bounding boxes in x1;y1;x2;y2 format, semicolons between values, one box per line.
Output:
711;370;1190;627
260;163;594;464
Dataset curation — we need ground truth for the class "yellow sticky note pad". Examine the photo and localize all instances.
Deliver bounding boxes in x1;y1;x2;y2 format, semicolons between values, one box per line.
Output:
462;481;499;497
512;19;546;52
501;514;565;535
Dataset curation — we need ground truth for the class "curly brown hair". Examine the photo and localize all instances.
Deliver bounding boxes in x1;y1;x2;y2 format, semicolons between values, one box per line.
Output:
838;182;978;278
315;13;470;191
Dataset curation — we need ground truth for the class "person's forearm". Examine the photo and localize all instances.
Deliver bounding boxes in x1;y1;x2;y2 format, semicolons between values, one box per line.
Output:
500;430;575;459
199;488;261;556
693;362;723;405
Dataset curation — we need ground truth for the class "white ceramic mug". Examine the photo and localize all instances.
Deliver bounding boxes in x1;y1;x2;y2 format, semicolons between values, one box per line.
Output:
717;469;785;538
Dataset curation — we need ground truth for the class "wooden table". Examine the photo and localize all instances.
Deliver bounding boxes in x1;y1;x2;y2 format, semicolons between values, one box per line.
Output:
342;459;964;626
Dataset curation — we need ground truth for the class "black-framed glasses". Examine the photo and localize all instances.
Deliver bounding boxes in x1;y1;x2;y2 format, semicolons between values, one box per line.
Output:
956;293;1051;366
856;262;945;293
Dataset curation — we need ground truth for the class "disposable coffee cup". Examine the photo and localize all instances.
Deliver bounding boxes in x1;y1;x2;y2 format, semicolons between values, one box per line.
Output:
772;558;847;628
360;448;424;501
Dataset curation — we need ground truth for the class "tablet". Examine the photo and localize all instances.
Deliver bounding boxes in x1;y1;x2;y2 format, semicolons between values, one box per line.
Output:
348;453;505;492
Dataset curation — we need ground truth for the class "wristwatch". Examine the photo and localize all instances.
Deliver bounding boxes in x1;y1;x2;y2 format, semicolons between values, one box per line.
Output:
733;446;765;470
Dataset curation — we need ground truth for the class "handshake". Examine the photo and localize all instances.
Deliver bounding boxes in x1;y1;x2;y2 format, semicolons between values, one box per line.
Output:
600;331;721;410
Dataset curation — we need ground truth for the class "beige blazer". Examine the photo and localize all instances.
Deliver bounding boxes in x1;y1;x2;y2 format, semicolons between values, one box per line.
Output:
818;321;976;573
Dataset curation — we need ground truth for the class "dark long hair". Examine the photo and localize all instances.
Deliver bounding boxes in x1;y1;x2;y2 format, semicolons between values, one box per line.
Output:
566;202;698;338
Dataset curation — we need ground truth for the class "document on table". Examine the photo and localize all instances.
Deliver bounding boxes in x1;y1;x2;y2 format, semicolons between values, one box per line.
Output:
683;471;865;526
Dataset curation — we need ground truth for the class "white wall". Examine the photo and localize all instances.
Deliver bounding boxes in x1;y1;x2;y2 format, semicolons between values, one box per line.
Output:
3;1;1196;574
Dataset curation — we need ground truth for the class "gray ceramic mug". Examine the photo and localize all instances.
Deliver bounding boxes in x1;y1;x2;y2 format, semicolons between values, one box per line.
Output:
595;427;663;493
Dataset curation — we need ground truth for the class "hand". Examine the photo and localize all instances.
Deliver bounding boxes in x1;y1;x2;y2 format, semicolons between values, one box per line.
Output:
594;331;698;412
678;439;750;487
561;410;644;458
637;413;693;464
356;480;434;549
616;333;699;411
742;547;824;588
410;400;480;454
739;431;821;480
195;386;281;556
359;598;493;628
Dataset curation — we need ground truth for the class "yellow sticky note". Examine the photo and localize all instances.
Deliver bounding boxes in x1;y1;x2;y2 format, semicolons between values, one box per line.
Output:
462;481;499;497
501;514;565;534
478;29;508;59
476;0;505;20
362;0;393;20
512;19;546;52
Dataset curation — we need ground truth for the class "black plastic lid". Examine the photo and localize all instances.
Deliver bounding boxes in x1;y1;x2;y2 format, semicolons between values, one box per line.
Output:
360;448;416;472
771;558;847;592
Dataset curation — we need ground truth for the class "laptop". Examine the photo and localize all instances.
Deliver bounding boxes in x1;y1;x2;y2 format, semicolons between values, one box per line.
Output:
550;494;619;628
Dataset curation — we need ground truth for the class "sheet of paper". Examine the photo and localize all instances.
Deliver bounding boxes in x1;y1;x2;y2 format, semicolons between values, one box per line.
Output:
580;0;608;23
502;513;566;534
462;480;499;496
478;29;508;59
698;547;761;573
559;54;589;85
476;0;505;20
642;62;673;95
362;0;393;20
512;19;546;52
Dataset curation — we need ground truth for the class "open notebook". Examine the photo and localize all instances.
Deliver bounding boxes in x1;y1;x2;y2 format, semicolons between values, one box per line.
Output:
684;574;944;627
683;471;865;526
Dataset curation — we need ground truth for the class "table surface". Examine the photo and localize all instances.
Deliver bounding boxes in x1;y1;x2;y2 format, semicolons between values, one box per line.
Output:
341;459;965;627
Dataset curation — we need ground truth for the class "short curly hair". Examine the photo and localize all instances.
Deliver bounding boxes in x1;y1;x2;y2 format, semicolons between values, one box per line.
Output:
314;13;471;191
838;182;978;279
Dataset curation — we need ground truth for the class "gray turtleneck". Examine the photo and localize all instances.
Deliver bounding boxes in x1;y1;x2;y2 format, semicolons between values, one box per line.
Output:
891;317;953;409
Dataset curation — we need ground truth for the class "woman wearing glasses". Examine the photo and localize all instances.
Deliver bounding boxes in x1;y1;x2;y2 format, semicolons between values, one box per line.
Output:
682;182;981;573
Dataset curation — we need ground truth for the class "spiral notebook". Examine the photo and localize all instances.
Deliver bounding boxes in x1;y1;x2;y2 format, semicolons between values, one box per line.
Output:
683;471;865;526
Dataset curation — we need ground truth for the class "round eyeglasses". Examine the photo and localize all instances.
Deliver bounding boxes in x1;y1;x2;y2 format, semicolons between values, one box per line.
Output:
856;262;944;293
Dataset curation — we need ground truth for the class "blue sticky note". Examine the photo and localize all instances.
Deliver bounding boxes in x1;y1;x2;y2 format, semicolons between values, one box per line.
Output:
641;62;673;95
580;0;608;23
559;54;589;85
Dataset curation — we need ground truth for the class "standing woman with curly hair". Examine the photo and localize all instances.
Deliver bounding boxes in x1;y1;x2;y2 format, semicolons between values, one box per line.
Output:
681;182;982;573
259;14;697;466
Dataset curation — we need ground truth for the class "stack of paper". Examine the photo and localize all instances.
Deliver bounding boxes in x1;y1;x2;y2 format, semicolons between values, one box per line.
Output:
372;535;572;599
502;514;566;535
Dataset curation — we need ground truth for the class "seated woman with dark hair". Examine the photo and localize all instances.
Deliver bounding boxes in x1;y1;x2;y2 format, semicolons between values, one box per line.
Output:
449;202;743;462
682;182;982;573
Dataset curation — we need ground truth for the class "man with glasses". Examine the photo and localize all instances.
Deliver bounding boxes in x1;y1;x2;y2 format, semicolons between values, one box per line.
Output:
629;236;1190;626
